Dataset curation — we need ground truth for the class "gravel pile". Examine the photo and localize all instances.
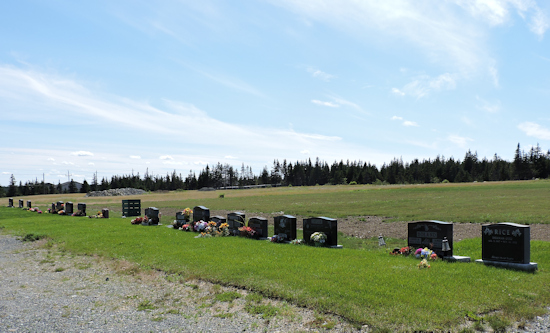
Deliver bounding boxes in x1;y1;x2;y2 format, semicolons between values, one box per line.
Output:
85;188;147;197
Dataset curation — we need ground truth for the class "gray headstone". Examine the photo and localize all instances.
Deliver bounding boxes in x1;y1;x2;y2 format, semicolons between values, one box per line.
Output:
408;220;453;257
248;217;268;239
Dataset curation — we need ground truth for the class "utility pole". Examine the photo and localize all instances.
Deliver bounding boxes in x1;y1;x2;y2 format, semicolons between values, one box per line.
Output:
43;173;45;194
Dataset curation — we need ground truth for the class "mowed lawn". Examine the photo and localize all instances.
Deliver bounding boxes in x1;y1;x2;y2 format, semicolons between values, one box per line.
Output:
2;180;550;331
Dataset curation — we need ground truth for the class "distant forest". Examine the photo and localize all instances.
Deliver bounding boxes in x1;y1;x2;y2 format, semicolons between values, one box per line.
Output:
3;143;550;198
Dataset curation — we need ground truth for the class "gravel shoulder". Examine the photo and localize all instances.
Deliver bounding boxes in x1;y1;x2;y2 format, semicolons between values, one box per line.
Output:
0;235;356;333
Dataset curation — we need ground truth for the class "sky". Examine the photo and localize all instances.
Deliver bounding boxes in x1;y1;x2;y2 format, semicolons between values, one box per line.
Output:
1;0;550;186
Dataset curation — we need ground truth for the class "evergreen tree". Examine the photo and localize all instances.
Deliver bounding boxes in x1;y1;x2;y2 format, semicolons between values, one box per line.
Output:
7;174;17;197
81;180;90;193
68;179;77;193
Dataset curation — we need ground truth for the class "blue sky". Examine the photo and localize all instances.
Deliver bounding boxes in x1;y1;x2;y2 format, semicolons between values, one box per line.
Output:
1;0;550;186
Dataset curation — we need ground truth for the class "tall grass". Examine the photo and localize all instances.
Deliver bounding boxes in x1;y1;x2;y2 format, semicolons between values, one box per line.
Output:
1;207;548;331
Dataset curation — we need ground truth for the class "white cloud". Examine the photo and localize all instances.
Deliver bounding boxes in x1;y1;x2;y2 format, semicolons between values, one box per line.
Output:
47;157;55;161
394;73;457;99
311;99;340;107
448;134;474;148
71;151;94;157
392;116;418;127
518;122;550;140
476;96;501;113
130;155;141;159
62;161;74;165
160;155;174;160
307;67;336;81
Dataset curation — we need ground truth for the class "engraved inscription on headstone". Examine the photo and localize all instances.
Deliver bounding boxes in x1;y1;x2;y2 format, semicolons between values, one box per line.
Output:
193;206;210;222
482;223;530;264
248;217;268;239
303;217;338;247
227;212;245;236
274;215;297;242
408;221;453;257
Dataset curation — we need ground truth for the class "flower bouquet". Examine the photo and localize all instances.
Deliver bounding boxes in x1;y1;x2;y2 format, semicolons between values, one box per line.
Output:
72;210;86;217
218;222;230;237
131;216;146;225
269;234;286;243
310;232;327;247
181;223;191;231
418;258;431;269
194;220;208;232
290;239;304;245
239;226;257;238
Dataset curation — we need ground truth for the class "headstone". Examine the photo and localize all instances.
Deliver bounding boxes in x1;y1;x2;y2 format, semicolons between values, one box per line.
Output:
175;211;188;228
8;198;13;207
193;206;210;222
56;201;64;211
77;203;87;215
65;202;74;215
303;217;341;248
407;220;453;258
227;212;245;236
122;199;141;217
274;215;297;242
19;199;23;208
476;223;537;271
248;217;269;239
211;215;226;227
27;200;32;208
51;203;56;213
102;208;109;218
144;207;160;225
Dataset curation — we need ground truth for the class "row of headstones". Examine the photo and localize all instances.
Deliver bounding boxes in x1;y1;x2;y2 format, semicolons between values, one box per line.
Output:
164;205;342;247
8;198;32;209
408;220;537;271
8;199;107;217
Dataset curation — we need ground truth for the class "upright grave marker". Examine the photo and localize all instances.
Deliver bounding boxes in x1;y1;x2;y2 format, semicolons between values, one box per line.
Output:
56;201;64;211
274;215;297;242
27;200;32;208
143;207;160;225
8;198;13;207
248;217;269;239
476;223;537;271
303;217;342;248
19;200;23;208
227;212;245;236
408;220;453;258
51;203;56;214
65;202;74;215
77;203;87;216
211;215;226;227
193;206;210;222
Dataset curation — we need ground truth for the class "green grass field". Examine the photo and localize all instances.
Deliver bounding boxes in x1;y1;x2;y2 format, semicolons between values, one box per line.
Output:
2;180;550;331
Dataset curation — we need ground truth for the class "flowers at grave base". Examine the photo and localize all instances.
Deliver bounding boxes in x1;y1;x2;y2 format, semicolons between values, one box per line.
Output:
239;226;257;238
72;210;86;217
37;210;42;214
57;210;65;215
183;207;192;217
269;234;285;243
418;258;431;269
194;220;208;232
310;232;327;246
194;232;212;238
390;246;413;256
290;239;304;245
218;223;230;237
181;224;191;231
131;217;146;225
23;207;30;211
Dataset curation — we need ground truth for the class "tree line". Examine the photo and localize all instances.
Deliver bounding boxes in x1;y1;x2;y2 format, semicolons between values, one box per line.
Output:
3;143;549;198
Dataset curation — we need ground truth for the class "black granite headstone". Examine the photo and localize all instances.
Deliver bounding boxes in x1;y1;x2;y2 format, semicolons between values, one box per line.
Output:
482;223;530;264
248;217;268;239
102;208;109;219
227;212;245;236
144;207;160;225
51;203;56;213
65;202;74;215
303;217;338;247
8;198;13;207
27;200;32;208
408;221;453;257
56;201;64;211
274;215;297;242
211;215;226;227
19;200;23;208
122;199;141;217
77;203;87;215
193;206;210;222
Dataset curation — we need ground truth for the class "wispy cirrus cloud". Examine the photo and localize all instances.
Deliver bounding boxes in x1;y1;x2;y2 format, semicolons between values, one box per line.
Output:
311;99;339;107
71;151;94;157
392;73;456;99
448;134;474;148
518;122;550;140
307;67;336;81
391;116;419;127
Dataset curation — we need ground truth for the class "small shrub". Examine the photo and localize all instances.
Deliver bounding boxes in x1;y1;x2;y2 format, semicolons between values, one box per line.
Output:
349;181;358;185
442;179;450;183
54;267;65;272
219;194;225;198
